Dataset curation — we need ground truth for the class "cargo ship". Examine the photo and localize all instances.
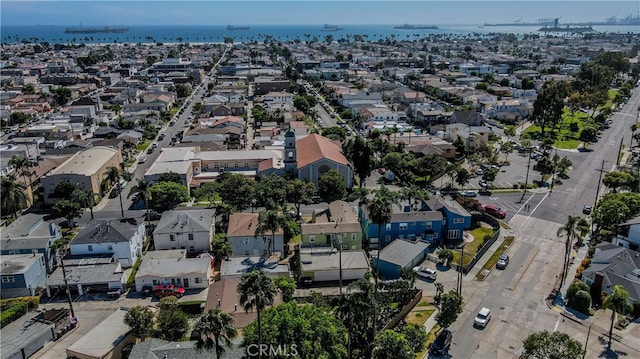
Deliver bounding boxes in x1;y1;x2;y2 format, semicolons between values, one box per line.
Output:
394;24;439;30
538;19;594;33
227;25;250;30
320;24;344;31
64;26;129;34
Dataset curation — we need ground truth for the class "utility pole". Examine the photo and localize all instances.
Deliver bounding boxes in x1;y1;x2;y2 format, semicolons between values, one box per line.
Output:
519;148;532;203
118;181;125;218
457;243;466;293
591;159;606;237
58;249;75;318
550;139;559;195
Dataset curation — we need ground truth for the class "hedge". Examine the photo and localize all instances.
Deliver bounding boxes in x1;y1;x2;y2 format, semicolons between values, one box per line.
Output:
0;297;39;328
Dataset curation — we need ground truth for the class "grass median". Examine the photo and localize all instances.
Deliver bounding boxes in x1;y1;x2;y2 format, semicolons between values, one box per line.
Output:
475;235;515;281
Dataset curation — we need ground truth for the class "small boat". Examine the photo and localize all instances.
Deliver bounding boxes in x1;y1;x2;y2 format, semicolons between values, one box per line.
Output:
227;25;249;30
320;24;344;31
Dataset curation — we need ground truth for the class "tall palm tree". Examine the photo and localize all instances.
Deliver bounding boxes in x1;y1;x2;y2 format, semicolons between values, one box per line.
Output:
129;178;152;226
400;183;428;211
194;308;237;358
238;270;277;359
255;210;283;256
72;188;98;220
575;218;590;247
9;155;32;188
1;176;28;218
556;215;579;292
105;166;124;217
603;285;631;350
366;185;399;344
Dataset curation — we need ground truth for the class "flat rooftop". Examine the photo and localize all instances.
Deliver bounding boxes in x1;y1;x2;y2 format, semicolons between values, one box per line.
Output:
66;308;130;359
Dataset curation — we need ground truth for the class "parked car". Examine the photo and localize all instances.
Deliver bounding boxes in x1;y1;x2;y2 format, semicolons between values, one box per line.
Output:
141;285;153;297
147;147;155;154
154;284;185;298
143;210;162;221
462;190;478;197
496;254;510;269
138;157;147;164
412;266;437;280
59;221;79;228
484;204;506;219
474;307;491;328
430;329;452;355
109;187;121;198
582;205;592;215
475;168;484;176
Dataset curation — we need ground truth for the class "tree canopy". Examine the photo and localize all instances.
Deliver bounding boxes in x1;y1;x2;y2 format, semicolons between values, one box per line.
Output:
318;169;346;202
242;301;348;359
522;330;583;359
124;306;154;340
149;181;189;211
435;290;464;329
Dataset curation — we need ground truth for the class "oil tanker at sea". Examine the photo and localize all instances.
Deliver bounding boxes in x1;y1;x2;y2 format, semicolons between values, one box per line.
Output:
64;26;129;34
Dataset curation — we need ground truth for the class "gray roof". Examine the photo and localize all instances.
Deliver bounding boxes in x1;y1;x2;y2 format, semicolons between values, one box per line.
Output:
582;244;640;302
220;255;289;278
46;262;124;287
71;219;140;245
154;209;215;235
300;249;369;271
1;213;58;241
425;196;471;218
66;309;130;358
136;256;211;278
378;239;429;267
129;338;245;359
0;254;43;275
1;311;55;359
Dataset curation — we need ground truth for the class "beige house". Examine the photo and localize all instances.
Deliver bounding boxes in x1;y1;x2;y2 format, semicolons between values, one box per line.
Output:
41;146;122;204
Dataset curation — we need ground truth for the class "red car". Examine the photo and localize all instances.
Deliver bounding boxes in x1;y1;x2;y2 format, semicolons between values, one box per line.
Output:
154;284;185;298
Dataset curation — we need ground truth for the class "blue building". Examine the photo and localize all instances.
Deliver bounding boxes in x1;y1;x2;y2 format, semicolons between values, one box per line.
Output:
360;208;443;249
0;214;61;272
0;254;47;298
372;239;431;279
360;196;471;250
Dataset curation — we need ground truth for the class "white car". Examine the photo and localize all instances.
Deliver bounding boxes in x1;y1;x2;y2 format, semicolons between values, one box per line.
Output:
138;157;147;164
474;307;491;328
412;266;437;280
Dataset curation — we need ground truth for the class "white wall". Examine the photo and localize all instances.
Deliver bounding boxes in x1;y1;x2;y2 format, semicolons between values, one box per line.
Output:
154;229;212;252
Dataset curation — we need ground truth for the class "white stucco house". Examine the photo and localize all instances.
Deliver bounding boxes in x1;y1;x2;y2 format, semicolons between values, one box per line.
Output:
134;250;213;292
227;213;285;258
68;219;144;268
153;209;215;253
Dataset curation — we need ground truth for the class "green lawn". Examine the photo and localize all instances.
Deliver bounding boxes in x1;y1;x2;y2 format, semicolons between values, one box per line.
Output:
452;226;494;267
136;140;152;151
475;236;515;281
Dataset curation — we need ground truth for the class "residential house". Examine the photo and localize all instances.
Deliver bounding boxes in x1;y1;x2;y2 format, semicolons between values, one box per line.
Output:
360;207;444;249
153;209;215;253
129;339;245;359
406;140;457;160
226;213;285;257
581;244;640;303
615;216;640;252
300;200;363;250
425;196;472;243
0;213;61;271
69;219;145;268
446;123;492;149
40;146;123;204
449;110;484;126
371;239;431;279
253;77;290;95
0;254;47;298
134;250;213;291
299;248;370;283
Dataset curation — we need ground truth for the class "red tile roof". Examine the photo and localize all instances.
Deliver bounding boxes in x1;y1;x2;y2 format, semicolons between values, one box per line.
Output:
296;134;349;168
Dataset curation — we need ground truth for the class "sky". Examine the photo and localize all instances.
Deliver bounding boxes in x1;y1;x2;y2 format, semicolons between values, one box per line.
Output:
1;1;639;26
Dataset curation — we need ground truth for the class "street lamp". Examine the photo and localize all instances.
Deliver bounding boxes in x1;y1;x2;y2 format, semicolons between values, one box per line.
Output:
334;234;344;295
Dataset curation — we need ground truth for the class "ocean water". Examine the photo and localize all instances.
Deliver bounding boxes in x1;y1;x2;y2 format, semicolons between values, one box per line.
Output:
2;24;638;44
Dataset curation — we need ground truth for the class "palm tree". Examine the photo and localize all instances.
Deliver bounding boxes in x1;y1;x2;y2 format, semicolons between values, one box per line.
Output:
1;176;28;218
9;155;32;188
238;270;277;359
105;166;125;217
368;185;399;278
193;308;237;358
575;218;590;247
556;215;580;292
400;183;428;211
129;178;152;226
255;210;283;256
72;188;98;220
603;285;631;350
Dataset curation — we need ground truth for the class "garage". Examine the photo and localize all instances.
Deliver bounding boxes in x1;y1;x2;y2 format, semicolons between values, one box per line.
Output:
300;249;370;283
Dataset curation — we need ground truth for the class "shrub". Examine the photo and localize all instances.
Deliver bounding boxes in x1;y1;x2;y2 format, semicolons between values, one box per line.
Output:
566;280;589;304
572;290;592;314
587;246;596;258
1;302;28;328
581;258;591;269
